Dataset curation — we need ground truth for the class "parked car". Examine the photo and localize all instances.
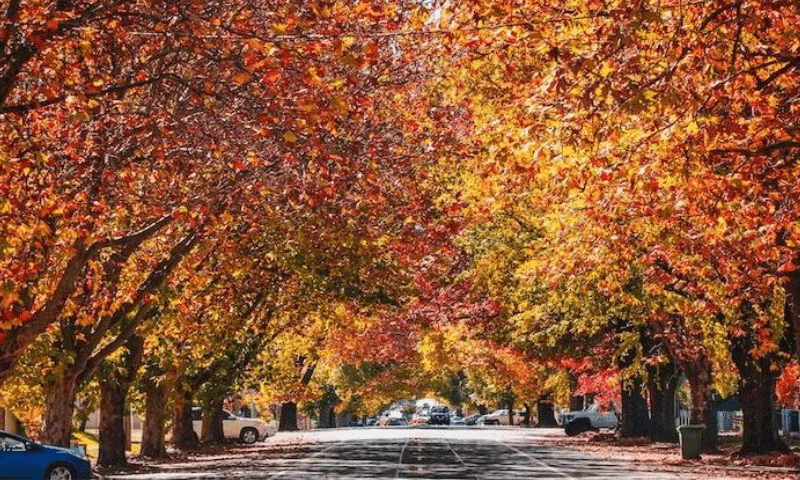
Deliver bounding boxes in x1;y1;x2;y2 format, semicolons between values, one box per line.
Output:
385;417;409;426
377;410;406;426
411;410;431;425
561;404;618;436
192;407;276;444
429;405;450;425
462;414;482;425
478;409;525;426
0;429;92;480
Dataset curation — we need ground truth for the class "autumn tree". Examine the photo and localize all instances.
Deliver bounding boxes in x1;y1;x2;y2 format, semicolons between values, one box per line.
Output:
421;0;800;454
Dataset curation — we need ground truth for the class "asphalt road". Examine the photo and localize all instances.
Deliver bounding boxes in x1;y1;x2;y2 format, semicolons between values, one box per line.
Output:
103;427;682;480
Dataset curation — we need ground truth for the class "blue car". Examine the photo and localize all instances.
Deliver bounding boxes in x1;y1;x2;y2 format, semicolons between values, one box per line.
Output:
0;430;92;479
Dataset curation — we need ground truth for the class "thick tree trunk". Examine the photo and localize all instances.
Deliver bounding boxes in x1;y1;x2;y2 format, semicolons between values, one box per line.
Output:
98;379;128;466
172;388;197;449
97;335;143;466
621;377;650;438
40;375;78;446
201;396;225;443
536;399;558;427
140;377;171;458
647;363;679;443
731;339;788;454
279;402;299;431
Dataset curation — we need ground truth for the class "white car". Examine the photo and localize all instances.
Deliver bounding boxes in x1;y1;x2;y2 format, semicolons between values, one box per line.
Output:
561;404;618;436
478;409;525;426
192;408;276;444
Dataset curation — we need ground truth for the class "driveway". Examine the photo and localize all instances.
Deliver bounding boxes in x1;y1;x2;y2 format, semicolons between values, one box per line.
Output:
101;427;701;479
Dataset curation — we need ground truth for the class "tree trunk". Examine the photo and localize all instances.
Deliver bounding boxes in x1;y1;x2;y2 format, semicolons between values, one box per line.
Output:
140;376;171;458
279;402;299;431
171;387;197;449
98;335;143;467
98;378;129;466
647;363;679;443
318;403;335;429
201;396;225;444
651;313;716;451
731;338;788;454
681;360;717;452
535;399;558;427
40;375;78;446
621;377;650;438
522;403;531;426
786;270;800;360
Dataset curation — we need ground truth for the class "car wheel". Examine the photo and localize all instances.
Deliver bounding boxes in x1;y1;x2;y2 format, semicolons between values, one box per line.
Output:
565;417;592;436
240;427;259;444
45;463;76;480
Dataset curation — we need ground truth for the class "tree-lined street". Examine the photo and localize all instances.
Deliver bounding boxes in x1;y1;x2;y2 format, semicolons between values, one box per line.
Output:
2;0;800;473
102;428;696;480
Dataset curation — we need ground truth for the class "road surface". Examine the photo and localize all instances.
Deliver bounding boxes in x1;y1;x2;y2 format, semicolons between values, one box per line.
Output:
103;427;684;479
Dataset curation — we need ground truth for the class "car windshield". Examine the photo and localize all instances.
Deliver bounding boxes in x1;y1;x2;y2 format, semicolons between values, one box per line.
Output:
0;435;27;452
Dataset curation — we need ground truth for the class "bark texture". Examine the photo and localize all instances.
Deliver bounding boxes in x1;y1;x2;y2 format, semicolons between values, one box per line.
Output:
731;338;788;454
172;387;198;449
40;375;79;446
647;363;679;443
200;397;225;444
97;335;144;466
140;375;171;458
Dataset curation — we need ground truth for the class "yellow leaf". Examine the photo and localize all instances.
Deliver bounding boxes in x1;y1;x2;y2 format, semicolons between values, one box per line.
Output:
284;130;298;143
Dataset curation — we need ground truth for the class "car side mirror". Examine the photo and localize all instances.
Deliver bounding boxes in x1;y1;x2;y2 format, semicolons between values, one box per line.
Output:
25;442;39;452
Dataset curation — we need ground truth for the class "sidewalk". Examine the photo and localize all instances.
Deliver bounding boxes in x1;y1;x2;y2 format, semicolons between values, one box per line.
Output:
552;431;800;480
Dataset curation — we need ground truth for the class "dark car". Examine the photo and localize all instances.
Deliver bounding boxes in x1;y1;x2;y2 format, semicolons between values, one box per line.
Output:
429;405;450;425
0;430;92;480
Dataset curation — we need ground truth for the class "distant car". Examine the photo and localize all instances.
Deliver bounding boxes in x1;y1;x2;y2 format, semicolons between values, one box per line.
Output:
411;410;431;425
0;429;92;480
378;411;405;426
384;417;408;426
192;407;276;444
462;414;482;425
429;406;450;425
478;409;525;426
561;404;618;436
